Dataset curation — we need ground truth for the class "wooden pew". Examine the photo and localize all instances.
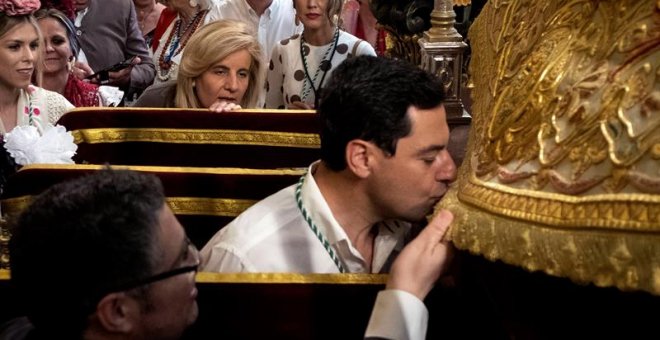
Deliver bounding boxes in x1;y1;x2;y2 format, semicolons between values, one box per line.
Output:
184;273;387;339
56;108;321;169
0;271;494;339
0;164;303;249
0;271;387;338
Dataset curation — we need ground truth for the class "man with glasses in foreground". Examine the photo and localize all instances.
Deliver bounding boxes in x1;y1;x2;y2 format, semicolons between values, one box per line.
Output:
3;169;452;339
5;170;199;339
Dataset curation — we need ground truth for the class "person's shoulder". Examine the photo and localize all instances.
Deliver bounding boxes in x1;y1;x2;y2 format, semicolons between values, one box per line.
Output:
133;80;177;107
218;184;298;242
338;31;377;56
31;86;74;112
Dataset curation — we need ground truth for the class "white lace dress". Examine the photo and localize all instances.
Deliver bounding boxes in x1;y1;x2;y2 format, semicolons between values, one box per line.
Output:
0;86;74;135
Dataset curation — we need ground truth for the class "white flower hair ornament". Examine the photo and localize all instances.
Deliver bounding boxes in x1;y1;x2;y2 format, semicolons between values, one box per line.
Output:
4;124;77;166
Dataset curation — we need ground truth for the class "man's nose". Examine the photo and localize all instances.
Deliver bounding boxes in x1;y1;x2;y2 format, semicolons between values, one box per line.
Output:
436;150;457;183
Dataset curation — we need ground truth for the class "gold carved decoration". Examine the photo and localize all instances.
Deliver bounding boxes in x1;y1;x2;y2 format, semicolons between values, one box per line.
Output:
0;270;387;285
437;0;660;295
71;128;320;148
2;196;258;219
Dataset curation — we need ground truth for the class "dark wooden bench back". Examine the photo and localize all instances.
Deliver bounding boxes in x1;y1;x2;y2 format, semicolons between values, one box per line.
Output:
56;108;321;169
0;164;303;249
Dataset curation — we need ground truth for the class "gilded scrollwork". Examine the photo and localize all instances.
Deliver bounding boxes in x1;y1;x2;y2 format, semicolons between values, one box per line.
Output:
441;0;660;295
471;0;659;196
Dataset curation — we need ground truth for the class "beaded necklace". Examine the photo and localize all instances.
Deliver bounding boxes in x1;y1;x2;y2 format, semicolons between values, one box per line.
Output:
299;27;339;107
295;172;346;273
156;9;207;81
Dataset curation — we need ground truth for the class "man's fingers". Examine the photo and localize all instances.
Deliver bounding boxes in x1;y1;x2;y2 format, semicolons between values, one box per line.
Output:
422;209;454;244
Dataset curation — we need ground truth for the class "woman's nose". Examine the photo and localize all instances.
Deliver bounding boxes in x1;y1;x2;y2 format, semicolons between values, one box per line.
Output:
224;73;238;91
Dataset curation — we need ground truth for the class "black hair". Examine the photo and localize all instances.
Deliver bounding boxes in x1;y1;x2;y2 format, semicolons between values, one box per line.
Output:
318;55;446;171
9;170;166;336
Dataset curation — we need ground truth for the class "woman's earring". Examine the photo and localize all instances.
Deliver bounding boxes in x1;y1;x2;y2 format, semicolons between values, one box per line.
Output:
189;0;198;7
67;56;75;73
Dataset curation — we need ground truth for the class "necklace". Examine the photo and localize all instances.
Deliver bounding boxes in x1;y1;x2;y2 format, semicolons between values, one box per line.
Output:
156;9;207;81
295;172;346;273
299;27;339;107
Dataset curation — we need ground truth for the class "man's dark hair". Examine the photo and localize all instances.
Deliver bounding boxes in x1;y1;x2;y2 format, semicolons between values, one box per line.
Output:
318;56;446;171
9;170;166;336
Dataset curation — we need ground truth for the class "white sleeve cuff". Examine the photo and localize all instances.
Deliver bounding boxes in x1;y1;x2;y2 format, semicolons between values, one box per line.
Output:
364;289;428;340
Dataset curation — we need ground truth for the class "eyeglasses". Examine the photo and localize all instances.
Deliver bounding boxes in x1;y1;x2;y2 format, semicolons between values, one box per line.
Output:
112;236;200;293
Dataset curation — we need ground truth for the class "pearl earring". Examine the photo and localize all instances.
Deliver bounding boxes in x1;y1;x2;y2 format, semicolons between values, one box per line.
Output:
189;0;198;7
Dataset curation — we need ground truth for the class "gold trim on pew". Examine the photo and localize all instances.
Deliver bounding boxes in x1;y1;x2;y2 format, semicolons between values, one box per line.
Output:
71;128;321;148
3;196;259;218
17;163;307;175
0;270;387;284
2;165;305;217
197;272;388;284
167;197;256;216
68;107;316;114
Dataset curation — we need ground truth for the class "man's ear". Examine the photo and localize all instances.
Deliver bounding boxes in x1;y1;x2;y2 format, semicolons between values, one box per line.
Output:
346;139;373;178
94;292;138;333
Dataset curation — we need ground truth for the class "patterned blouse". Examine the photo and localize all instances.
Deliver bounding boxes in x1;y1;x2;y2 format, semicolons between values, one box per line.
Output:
265;30;376;109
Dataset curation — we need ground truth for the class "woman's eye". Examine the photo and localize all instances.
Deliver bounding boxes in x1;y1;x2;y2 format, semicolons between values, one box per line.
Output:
238;71;249;78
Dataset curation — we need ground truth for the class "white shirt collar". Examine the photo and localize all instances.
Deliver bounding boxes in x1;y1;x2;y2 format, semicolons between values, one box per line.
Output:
300;161;410;272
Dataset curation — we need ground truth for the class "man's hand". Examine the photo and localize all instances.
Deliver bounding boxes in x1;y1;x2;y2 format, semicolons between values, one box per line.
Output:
386;209;454;300
90;56;141;87
71;61;94;80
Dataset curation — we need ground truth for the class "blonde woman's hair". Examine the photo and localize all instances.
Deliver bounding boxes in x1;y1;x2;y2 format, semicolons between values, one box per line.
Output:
175;20;264;109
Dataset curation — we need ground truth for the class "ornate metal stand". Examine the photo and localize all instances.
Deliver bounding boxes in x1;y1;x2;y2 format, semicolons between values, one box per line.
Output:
418;0;468;118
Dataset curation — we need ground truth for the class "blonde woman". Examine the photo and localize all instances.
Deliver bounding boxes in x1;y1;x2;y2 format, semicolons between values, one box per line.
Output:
264;0;375;109
0;0;73;136
134;19;263;112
